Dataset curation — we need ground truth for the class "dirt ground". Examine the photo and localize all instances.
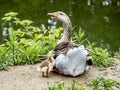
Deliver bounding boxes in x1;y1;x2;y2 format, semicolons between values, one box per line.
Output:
0;59;120;90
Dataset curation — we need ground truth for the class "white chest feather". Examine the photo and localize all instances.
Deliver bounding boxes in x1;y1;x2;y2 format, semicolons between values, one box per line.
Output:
54;45;90;76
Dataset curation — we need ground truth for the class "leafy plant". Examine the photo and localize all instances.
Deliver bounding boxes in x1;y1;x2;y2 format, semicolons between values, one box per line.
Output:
72;29;86;44
72;29;114;67
48;81;64;90
47;80;85;90
87;42;114;67
67;80;85;90
0;12;63;69
0;44;12;70
88;76;120;90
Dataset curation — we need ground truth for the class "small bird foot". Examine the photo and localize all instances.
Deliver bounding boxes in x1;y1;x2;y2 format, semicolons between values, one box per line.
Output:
42;72;45;77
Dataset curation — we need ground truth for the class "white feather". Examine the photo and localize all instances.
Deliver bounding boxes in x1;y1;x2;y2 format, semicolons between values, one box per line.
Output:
55;45;90;76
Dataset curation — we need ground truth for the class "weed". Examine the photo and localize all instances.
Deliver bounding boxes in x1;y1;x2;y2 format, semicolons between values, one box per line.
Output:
67;80;85;90
47;80;85;90
88;76;120;90
87;42;114;67
72;29;86;44
48;81;64;90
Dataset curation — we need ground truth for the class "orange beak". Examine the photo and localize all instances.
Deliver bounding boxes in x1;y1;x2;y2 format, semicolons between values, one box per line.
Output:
47;12;58;18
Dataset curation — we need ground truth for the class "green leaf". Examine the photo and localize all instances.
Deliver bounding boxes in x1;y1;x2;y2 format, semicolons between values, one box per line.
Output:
4;12;18;17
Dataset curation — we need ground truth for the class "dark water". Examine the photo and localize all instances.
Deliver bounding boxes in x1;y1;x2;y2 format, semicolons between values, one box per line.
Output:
0;0;120;54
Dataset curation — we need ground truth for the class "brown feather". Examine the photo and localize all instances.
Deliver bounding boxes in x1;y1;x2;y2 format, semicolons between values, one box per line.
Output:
39;60;49;68
54;42;79;55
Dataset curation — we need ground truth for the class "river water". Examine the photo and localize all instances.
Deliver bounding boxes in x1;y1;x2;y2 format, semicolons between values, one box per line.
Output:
0;0;120;54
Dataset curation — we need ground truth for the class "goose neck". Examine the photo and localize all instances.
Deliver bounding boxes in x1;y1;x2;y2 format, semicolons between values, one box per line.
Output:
58;21;72;44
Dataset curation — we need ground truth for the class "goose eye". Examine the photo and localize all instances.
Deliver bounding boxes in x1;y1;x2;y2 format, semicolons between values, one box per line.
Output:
59;13;63;15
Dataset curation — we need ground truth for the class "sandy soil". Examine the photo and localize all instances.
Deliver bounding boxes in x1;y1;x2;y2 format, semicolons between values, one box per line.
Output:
0;59;120;90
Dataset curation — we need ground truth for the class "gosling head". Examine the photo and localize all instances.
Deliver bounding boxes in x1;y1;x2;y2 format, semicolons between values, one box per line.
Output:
48;50;55;58
47;11;70;23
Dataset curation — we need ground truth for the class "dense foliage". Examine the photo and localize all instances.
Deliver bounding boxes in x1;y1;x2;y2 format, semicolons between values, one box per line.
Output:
87;43;114;67
0;12;62;70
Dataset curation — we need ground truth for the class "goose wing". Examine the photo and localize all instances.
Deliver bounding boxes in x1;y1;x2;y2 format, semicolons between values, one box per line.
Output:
53;42;79;56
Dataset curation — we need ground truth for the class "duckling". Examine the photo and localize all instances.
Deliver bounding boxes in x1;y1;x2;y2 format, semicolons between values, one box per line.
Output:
37;51;55;77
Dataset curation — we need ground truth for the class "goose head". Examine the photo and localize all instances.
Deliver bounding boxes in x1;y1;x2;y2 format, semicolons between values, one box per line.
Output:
48;11;72;43
48;11;70;23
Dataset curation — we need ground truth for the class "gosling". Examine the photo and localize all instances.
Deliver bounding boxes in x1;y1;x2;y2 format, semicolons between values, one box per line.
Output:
37;51;55;77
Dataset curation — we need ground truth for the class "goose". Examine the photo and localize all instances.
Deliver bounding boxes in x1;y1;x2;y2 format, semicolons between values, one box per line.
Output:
48;11;92;76
37;50;55;77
